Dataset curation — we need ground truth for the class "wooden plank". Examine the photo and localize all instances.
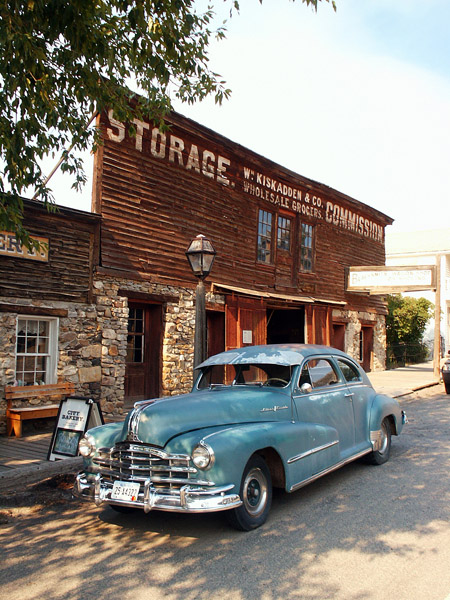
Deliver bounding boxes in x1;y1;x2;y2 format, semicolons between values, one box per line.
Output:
0;202;99;303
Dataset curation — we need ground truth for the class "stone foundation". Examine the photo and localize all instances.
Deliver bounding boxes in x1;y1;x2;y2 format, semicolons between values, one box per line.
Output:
332;308;386;371
0;286;385;434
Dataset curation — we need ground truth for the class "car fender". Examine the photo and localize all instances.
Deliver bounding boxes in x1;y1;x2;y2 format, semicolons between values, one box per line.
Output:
165;420;339;492
82;421;125;469
369;394;403;436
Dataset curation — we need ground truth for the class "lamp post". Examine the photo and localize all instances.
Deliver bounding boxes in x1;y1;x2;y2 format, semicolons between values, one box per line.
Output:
186;234;216;370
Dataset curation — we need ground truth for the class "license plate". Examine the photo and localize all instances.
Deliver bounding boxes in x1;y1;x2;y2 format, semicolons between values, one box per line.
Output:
111;481;140;502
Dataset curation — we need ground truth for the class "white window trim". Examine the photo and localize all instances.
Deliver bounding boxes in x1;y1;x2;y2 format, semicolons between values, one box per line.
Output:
15;316;59;385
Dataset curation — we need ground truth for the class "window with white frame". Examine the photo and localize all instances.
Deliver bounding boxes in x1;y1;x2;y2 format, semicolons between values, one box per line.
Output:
15;317;58;385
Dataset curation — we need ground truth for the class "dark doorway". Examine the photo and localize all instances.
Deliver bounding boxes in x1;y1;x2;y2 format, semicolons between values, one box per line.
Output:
267;308;305;344
360;326;374;372
332;323;346;351
125;302;162;408
207;311;225;358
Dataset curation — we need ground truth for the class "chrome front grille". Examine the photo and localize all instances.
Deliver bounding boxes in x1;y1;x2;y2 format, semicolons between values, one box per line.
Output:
92;442;206;492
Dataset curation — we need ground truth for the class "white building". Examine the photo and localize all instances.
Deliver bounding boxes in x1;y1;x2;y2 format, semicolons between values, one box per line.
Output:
385;229;450;355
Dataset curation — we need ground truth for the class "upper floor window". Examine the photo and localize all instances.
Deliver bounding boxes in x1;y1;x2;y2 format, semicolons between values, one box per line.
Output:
15;317;58;385
277;216;291;252
300;223;314;272
257;209;273;263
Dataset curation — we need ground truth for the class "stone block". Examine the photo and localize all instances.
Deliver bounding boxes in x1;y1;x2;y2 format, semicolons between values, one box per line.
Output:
78;366;102;383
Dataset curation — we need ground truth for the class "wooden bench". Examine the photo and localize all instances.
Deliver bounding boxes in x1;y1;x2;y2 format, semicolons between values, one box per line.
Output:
5;381;75;437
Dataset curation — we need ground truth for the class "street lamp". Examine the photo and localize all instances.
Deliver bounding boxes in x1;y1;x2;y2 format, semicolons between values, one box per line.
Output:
186;234;216;370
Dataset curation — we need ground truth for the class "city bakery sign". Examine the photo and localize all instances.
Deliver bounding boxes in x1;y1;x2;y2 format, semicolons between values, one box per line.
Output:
107;110;384;243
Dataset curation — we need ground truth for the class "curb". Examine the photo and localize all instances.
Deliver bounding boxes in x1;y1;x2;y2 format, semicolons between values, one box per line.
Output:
393;381;440;398
0;456;83;493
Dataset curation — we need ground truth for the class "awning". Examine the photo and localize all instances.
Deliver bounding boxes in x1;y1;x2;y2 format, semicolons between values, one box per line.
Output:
210;283;346;306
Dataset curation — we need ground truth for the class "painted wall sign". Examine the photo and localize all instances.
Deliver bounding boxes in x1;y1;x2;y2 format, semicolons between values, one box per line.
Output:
347;265;436;293
242;168;383;242
105;110;385;244
0;231;49;262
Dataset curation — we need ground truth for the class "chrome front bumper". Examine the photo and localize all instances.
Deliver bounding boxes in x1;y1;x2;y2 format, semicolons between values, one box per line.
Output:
74;473;242;514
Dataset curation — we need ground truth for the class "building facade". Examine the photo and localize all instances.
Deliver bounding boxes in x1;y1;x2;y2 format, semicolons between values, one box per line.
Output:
0;109;394;434
0;201;102;434
92;107;393;408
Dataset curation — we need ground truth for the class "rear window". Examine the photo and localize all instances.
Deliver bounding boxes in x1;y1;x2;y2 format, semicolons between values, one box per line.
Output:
299;359;339;389
337;359;362;383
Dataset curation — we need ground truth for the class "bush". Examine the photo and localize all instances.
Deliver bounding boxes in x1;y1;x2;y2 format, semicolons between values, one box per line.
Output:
386;294;433;366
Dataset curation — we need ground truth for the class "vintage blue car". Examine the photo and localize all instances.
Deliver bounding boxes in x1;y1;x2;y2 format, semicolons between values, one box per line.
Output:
74;344;406;530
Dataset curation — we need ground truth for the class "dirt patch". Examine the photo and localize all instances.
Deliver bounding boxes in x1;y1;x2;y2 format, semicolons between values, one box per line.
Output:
0;473;76;509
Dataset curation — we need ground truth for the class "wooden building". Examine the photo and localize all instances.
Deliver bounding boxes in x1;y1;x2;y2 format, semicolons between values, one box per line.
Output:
92;107;393;407
0;108;394;432
0;200;101;434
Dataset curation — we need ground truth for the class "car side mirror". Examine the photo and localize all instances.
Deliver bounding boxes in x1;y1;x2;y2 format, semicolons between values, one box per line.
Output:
300;382;312;394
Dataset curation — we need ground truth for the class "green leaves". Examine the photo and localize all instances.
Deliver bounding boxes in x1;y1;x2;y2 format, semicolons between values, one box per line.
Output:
386;294;434;347
0;0;336;247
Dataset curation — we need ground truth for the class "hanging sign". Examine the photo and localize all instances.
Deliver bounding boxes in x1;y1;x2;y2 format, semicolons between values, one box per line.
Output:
48;396;104;461
346;265;436;294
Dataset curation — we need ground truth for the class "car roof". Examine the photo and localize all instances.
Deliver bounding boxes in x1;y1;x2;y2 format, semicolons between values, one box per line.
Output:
197;344;352;368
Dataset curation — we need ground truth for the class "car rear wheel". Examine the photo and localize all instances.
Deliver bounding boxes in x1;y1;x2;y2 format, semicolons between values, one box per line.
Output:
366;418;391;465
227;455;272;531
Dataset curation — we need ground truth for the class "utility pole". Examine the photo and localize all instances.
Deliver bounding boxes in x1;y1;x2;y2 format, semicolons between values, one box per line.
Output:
433;254;442;378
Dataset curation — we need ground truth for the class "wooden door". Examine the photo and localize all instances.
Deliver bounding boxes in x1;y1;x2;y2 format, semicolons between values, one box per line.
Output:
360;326;374;372
207;310;225;357
125;303;162;405
306;305;332;345
225;297;267;350
332;323;346;351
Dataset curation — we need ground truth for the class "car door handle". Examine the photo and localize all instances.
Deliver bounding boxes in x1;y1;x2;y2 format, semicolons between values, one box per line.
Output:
345;393;354;400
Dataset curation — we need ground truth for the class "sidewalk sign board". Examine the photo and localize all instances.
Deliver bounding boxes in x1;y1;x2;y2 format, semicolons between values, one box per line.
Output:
48;396;104;461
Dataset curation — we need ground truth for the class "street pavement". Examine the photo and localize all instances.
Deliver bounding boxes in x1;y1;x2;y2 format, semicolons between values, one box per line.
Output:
0;361;442;492
0;384;449;600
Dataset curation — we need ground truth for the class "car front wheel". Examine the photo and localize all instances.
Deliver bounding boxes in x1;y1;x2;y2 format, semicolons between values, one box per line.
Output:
227;455;272;531
366;418;391;465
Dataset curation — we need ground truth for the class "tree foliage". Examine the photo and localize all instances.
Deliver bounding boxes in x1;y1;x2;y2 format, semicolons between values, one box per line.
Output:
386;294;434;365
0;0;335;247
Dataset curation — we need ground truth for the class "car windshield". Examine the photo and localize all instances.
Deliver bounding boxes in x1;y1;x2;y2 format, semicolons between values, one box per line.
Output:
197;363;292;389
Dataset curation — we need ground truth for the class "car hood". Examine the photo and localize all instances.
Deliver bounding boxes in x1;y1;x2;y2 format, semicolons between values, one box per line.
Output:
122;386;291;447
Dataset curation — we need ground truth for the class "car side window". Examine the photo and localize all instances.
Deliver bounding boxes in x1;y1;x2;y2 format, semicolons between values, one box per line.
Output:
301;359;339;389
337;358;362;383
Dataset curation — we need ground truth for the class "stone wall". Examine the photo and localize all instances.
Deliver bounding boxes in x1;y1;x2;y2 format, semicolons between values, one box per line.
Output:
1;285;386;434
333;308;386;371
0;275;227;433
93;274;225;404
0;297;102;434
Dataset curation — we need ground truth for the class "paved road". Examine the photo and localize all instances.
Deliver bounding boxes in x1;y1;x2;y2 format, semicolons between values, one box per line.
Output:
1;387;449;600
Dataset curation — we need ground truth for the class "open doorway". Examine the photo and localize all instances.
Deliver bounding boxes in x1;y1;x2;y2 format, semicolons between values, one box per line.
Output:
267;308;305;344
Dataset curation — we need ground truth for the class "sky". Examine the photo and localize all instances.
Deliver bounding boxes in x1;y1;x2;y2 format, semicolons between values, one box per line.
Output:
46;0;450;234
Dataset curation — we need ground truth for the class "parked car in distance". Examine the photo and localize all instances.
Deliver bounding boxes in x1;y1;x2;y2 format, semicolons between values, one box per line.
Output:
442;358;450;393
74;344;407;530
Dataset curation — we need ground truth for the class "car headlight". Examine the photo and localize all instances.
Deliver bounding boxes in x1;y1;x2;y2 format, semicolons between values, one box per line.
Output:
192;441;215;470
78;433;96;458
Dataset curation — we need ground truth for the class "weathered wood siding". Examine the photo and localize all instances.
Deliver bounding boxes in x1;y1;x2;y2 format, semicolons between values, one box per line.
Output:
0;200;100;303
94;109;392;313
